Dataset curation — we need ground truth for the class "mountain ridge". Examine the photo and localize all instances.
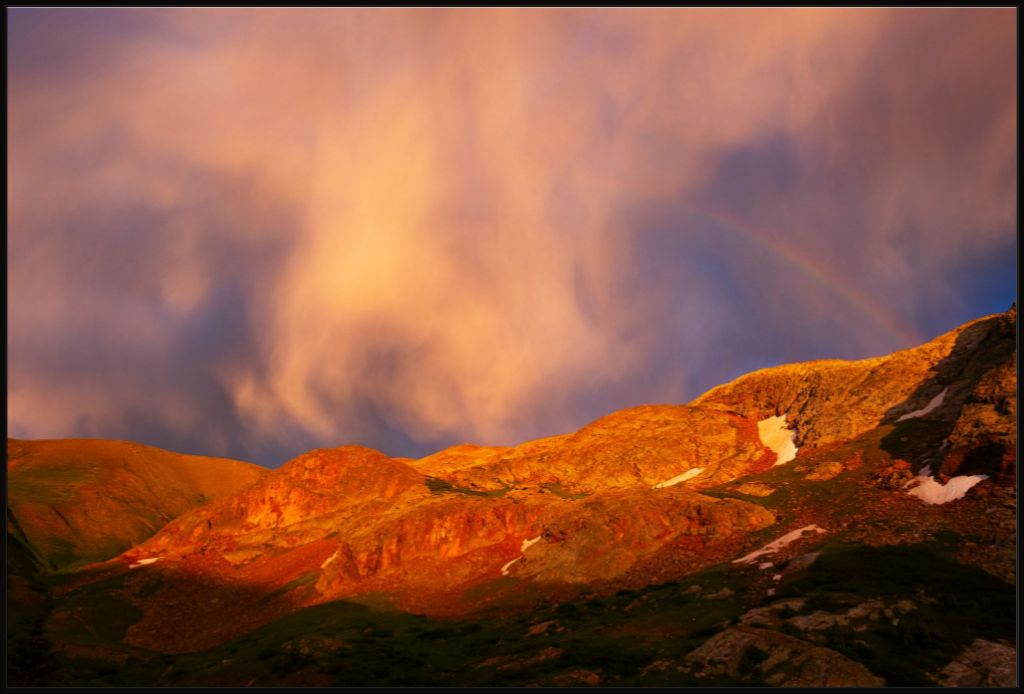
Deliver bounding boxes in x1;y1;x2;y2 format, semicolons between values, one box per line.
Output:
7;306;1016;685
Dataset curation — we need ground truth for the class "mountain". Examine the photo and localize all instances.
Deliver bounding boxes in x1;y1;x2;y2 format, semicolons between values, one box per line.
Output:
6;307;1016;687
7;438;268;571
693;305;1016;480
115;443;775;653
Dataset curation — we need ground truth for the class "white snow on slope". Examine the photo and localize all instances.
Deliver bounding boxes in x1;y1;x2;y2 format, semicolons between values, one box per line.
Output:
500;557;521;576
897;388;948;422
320;549;340;569
733;525;827;565
521;535;542;552
129;557;162;569
907;472;988;505
653;467;704;489
502;535;543;576
758;416;798;465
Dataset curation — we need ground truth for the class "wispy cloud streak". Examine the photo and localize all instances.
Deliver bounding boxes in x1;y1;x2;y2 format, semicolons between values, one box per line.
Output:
8;8;1015;464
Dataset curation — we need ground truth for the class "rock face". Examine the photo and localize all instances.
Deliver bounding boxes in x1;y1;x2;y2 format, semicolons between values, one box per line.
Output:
6;438;267;570
123;446;775;652
684;625;886;687
940;309;1017;481
872;459;914;489
692;309;1016;460
435;404;779;494
739;598;917;634
802;461;844;481
734;482;776;497
935;638;1016;687
509;490;775;584
138;446;431;558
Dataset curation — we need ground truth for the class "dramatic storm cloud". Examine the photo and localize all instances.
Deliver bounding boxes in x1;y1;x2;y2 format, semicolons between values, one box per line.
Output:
7;8;1016;466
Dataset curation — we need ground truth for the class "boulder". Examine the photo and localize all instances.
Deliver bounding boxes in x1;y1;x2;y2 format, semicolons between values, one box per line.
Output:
684;625;885;687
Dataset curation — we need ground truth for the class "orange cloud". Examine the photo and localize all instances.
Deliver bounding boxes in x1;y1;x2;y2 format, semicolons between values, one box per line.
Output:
8;8;1015;462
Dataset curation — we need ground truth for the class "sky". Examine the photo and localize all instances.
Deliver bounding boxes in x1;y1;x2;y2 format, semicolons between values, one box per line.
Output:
7;8;1017;467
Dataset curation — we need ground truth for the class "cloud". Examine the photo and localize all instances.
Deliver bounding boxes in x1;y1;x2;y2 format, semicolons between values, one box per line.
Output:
7;8;1016;465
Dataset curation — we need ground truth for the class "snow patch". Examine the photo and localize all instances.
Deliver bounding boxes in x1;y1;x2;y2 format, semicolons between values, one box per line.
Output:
757;416;798;465
501;536;543;576
320;549;340;569
897;388;948;422
521;535;542;552
129;557;162;569
773;574;782;582
502;536;543;576
906;473;988;505
758;562;774;570
653;467;704;489
500;557;521;576
733;525;827;565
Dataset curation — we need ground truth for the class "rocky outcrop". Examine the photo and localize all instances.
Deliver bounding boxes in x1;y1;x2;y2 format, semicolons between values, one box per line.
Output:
135;446;430;558
739;598;917;636
692;310;1015;459
942;358;1016;481
872;458;914;489
121;453;776;652
506;489;775;584
802;461;844;481
734;482;776;497
684;625;886;686
316;487;773;594
434;404;777;494
934;638;1016;687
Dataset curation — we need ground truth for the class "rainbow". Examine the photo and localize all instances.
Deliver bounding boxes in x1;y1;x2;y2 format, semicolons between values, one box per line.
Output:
684;204;923;348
